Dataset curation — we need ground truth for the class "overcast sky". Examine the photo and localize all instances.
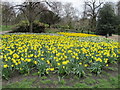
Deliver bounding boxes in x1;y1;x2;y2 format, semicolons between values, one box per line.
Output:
1;0;119;14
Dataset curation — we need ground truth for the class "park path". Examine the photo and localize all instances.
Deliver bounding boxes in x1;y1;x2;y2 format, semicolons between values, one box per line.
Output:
101;35;120;41
107;35;120;41
0;30;12;34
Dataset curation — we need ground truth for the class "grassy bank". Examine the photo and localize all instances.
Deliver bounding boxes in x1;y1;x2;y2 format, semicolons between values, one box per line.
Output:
0;25;14;31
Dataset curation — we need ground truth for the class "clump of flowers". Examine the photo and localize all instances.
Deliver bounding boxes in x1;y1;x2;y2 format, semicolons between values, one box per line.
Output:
58;32;98;37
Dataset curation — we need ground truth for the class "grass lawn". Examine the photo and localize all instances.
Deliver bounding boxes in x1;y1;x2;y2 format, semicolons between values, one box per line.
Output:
2;63;119;88
0;25;14;31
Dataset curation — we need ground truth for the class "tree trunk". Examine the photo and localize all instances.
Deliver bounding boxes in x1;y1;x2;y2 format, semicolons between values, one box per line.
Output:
30;22;33;33
81;30;83;33
91;17;96;31
48;24;51;28
88;29;89;34
29;2;33;33
109;33;112;36
5;19;8;28
105;34;108;38
5;22;7;28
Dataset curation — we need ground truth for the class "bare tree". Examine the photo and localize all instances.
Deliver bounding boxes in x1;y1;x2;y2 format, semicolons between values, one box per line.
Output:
13;0;48;32
2;2;15;27
62;3;78;28
84;0;103;31
63;3;77;18
46;1;63;17
82;2;87;19
14;12;26;24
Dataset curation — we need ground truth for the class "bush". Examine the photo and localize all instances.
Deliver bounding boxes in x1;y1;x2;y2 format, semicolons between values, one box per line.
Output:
96;24;114;36
52;25;61;29
45;28;60;33
10;21;45;33
61;25;70;29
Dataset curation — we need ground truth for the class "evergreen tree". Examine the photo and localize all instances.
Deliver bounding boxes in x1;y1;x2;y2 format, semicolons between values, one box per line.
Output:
39;11;61;28
96;3;116;36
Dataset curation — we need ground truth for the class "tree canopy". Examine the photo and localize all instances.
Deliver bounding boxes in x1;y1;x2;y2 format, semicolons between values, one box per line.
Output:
39;10;61;28
96;2;116;36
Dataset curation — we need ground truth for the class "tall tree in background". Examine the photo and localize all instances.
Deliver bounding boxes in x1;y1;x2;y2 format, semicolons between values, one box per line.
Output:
2;2;15;27
62;3;77;29
47;1;63;17
96;2;116;36
39;10;61;28
84;0;103;31
115;1;120;35
80;2;90;33
117;1;120;16
47;1;79;29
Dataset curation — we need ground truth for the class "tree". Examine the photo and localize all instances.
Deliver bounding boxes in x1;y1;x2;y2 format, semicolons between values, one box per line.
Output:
84;0;103;31
46;1;63;17
115;1;120;35
2;2;15;27
62;3;78;29
39;10;60;28
13;0;48;32
117;1;120;16
14;12;26;24
96;2;116;36
80;2;90;33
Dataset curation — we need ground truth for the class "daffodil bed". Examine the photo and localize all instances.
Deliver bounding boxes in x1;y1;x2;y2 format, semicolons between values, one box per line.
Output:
1;32;120;79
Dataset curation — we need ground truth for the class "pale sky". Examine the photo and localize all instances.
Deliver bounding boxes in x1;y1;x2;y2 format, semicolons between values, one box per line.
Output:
1;0;119;14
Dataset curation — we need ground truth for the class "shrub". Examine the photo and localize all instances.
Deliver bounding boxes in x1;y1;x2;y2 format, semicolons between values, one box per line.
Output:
61;25;70;29
10;21;45;33
52;24;61;29
45;28;60;33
